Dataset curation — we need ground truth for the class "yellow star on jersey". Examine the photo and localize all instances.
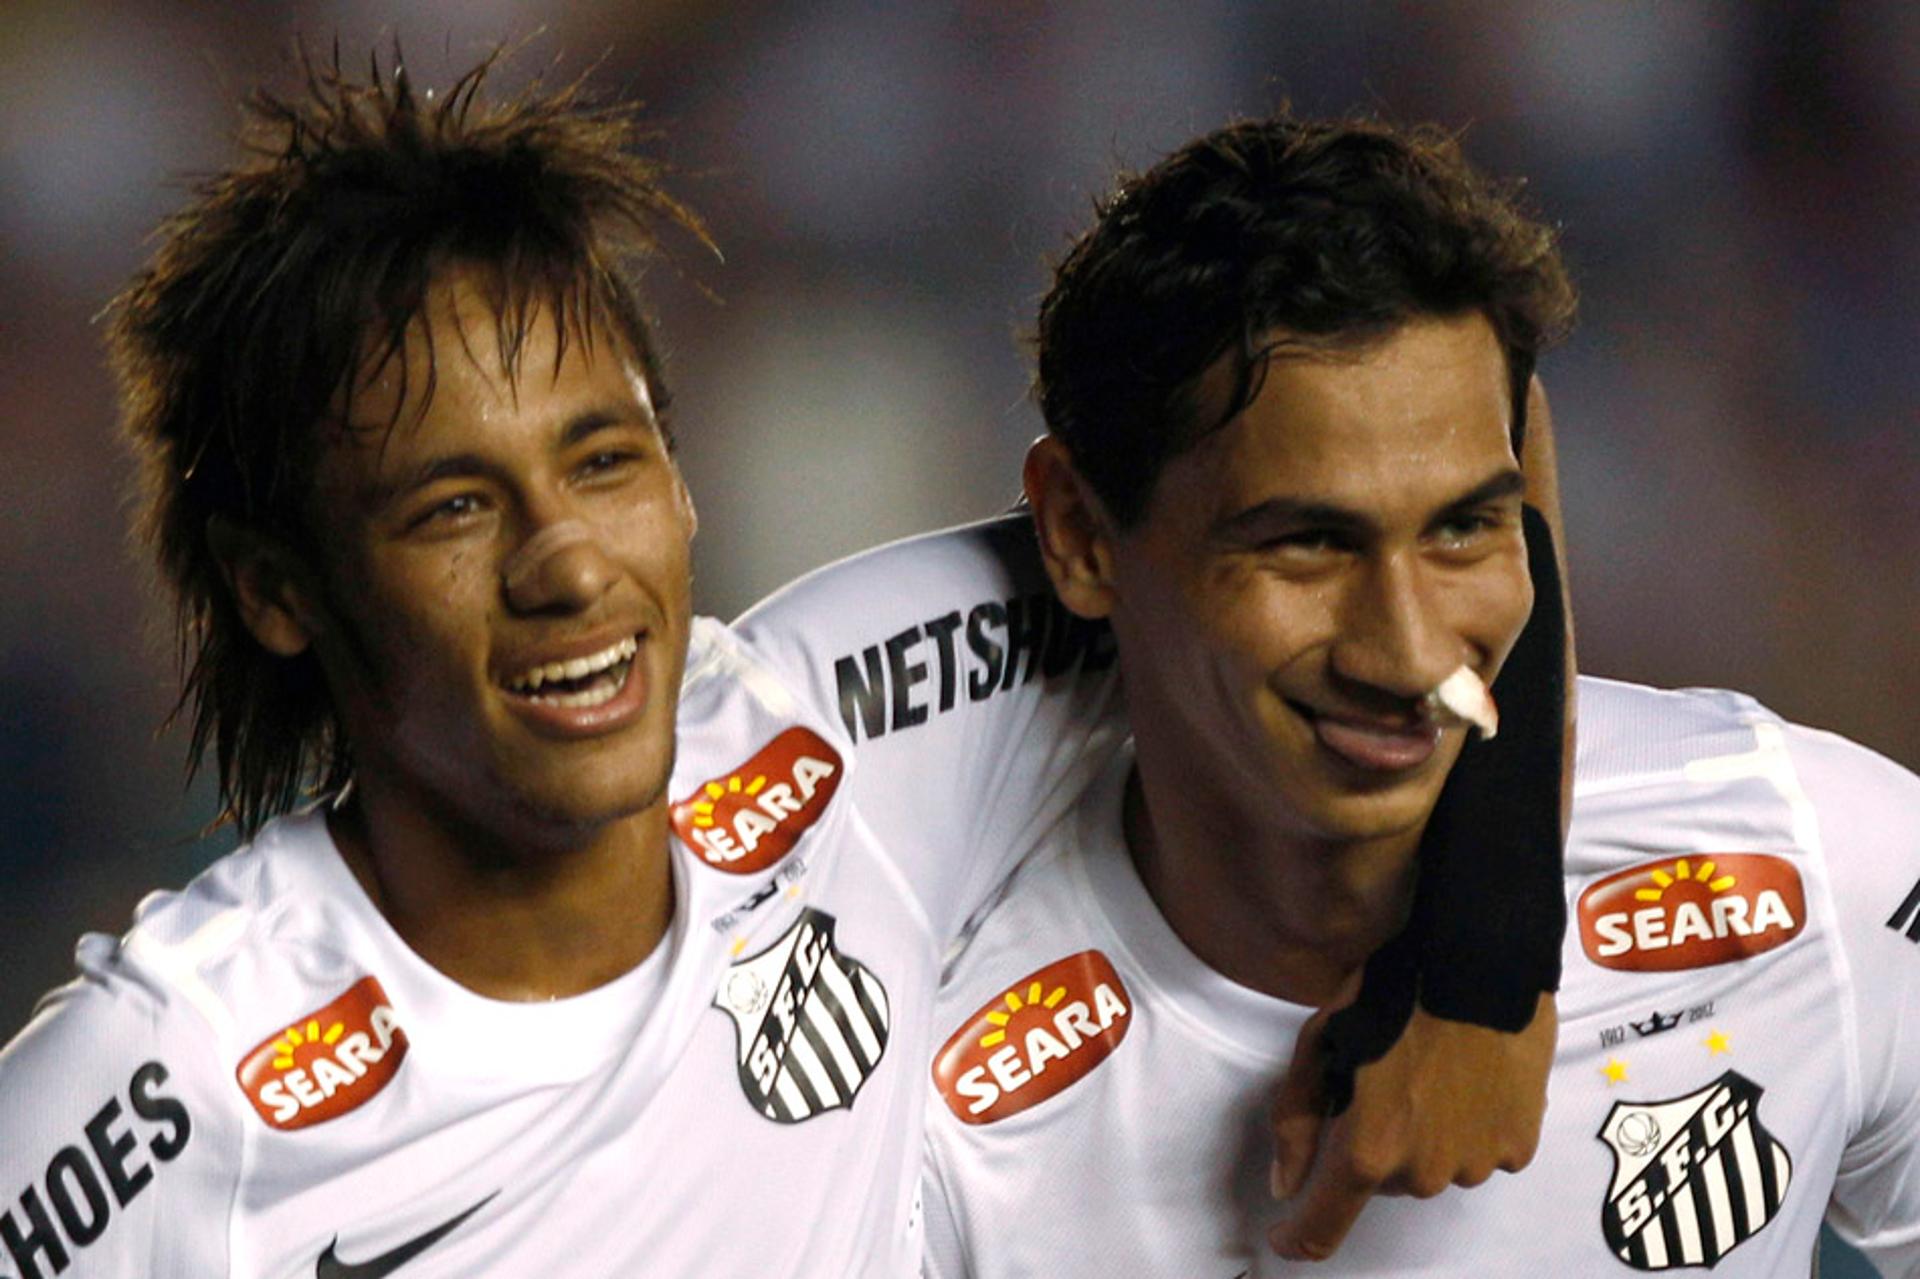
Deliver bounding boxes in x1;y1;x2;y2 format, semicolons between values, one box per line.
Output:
1602;1058;1628;1085
1704;1029;1731;1055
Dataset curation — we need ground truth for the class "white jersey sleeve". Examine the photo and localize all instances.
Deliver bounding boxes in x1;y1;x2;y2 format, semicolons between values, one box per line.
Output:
1789;723;1920;1272
732;514;1127;942
0;919;242;1277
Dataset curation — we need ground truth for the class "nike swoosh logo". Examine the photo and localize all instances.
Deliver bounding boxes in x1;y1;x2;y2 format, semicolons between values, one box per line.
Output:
316;1191;499;1279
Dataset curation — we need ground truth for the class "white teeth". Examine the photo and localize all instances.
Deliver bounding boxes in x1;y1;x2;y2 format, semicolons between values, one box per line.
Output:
506;636;638;694
541;680;623;709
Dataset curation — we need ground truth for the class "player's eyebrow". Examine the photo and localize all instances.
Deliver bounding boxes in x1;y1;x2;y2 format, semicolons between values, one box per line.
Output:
556;405;646;449
360;403;650;509
372;453;489;506
1212;496;1370;543
1212;467;1526;543
1433;468;1526;516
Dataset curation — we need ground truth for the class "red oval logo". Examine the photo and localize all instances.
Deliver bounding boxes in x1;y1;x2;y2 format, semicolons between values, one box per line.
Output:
1578;854;1805;972
671;727;843;874
235;977;409;1131
932;950;1131;1126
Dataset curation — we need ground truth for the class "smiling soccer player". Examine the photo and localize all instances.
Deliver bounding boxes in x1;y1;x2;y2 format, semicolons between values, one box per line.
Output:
0;56;1579;1278
918;114;1920;1278
0;55;1124;1275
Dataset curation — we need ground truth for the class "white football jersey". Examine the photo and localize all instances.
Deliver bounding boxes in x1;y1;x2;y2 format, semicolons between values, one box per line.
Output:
0;516;1126;1279
922;677;1920;1277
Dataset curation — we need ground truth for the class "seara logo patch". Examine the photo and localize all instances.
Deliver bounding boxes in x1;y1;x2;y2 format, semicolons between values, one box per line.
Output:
1579;854;1805;973
234;977;408;1132
671;727;842;874
932;950;1131;1125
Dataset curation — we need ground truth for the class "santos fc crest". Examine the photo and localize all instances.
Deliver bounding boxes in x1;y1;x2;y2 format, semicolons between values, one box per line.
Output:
715;908;890;1123
1597;1070;1792;1270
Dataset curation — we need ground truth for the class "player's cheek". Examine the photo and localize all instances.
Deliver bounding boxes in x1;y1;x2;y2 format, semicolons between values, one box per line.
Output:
1467;558;1533;672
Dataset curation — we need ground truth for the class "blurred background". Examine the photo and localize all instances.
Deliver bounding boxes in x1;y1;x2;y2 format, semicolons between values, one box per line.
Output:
1;2;1912;1271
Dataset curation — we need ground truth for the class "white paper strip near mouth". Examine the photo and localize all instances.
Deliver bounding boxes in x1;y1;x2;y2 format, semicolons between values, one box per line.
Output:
1426;665;1498;739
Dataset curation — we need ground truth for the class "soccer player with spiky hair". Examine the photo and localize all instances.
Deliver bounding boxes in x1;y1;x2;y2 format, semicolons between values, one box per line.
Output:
0;55;1572;1276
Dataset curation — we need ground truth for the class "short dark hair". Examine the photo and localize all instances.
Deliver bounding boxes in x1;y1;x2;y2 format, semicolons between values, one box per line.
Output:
1035;114;1576;526
107;46;709;836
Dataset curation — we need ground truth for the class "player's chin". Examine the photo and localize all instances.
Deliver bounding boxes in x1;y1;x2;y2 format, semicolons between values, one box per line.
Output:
511;778;665;837
1305;777;1447;845
495;743;674;833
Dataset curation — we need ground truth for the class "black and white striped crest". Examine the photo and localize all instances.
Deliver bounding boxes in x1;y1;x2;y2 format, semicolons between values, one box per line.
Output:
714;908;890;1123
1597;1070;1792;1270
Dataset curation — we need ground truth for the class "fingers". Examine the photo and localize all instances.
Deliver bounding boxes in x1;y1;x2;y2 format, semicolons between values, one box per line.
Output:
1269;1007;1331;1201
1375;1150;1488;1199
1266;1142;1381;1262
1269;1030;1409;1261
1265;998;1560;1260
1496;1099;1547;1175
1272;1118;1484;1262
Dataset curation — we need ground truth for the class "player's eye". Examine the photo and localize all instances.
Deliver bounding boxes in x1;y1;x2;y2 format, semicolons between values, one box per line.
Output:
1438;512;1491;537
1432;510;1502;548
576;450;642;482
407;492;487;532
1263;528;1350;557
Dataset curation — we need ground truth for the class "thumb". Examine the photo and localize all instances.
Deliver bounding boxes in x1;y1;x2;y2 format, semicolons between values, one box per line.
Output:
1270;1004;1333;1201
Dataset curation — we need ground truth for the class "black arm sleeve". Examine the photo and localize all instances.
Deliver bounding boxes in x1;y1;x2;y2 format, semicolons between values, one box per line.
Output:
1413;502;1568;1025
1319;504;1568;1111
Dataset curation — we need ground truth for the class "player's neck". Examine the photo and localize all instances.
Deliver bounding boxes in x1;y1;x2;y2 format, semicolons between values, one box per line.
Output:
327;782;675;1002
1121;761;1420;1008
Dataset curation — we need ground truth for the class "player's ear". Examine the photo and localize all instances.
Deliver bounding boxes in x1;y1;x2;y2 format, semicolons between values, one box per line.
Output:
206;515;322;658
673;462;698;542
1023;435;1118;620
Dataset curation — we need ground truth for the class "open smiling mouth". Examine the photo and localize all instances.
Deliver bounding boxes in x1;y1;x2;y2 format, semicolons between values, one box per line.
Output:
502;636;638;709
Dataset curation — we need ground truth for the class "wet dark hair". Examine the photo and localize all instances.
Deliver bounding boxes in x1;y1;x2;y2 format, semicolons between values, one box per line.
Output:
1035;114;1576;526
107;46;709;835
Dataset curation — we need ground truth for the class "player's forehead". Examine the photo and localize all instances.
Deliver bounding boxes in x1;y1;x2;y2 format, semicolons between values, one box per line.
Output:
296;273;659;527
1148;315;1515;526
343;269;649;428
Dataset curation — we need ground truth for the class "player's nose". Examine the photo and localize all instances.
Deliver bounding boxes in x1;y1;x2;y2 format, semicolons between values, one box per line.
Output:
500;518;618;615
1327;552;1461;701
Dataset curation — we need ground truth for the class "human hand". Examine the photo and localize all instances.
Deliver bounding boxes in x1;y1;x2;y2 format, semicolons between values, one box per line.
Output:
1265;992;1557;1261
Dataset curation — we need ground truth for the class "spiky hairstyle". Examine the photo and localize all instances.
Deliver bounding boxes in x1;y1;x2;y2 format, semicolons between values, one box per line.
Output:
108;46;708;835
1036;114;1576;527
